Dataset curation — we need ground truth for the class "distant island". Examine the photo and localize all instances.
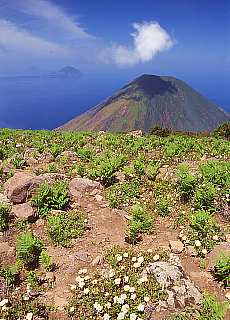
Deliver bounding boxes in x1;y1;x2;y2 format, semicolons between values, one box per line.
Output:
0;66;82;80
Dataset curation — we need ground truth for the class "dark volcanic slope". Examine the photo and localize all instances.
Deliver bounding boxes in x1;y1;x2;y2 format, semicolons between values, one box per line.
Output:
59;74;230;132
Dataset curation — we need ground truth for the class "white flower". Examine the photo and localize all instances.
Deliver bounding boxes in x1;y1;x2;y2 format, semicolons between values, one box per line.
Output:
144;296;150;302
117;312;125;320
130;313;137;320
83;288;89;294
114;278;121;285
82;268;88;274
212;235;219;241
153;254;160;261
194;240;201;247
138;276;148;284
124;275;129;283
103;313;110;320
113;296;119;303
137;256;144;264
109;270;115;278
78;281;85;288
105;292;110;297
123;252;129;258
137;304;145;312
69;306;75;313
94;302;103;312
105;302;111;309
132;257;137;262
75;276;84;282
182;235;187;241
124;285;130;291
84;275;90;281
133;262;141;268
131;293;136;300
121;304;129;313
26;313;33;320
147;249;153;253
202;248;208;255
129;287;135;293
117;255;123;262
120;293;127;301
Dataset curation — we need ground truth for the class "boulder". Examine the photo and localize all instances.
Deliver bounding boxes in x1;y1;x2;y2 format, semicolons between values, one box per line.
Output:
169;240;184;254
11;202;35;220
27;173;67;197
58;151;77;162
24;148;38;166
0;242;14;255
69;178;102;200
146;254;201;310
4;172;36;204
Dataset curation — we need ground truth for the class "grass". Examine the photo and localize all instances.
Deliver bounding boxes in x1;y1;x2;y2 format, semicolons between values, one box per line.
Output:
0;201;10;231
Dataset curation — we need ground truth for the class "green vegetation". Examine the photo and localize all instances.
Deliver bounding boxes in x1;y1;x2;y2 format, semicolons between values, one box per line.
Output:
177;164;197;200
214;252;230;287
106;181;140;208
16;231;43;267
0;265;19;287
0;201;10;231
199;293;229;320
32;181;69;217
128;205;154;243
39;250;54;271
47;210;86;246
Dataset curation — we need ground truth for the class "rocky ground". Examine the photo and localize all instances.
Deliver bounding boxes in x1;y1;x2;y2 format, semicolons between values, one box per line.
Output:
0;129;229;319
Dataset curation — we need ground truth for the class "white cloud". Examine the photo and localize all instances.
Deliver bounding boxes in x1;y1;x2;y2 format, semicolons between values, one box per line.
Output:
14;0;92;39
113;21;174;66
0;19;69;56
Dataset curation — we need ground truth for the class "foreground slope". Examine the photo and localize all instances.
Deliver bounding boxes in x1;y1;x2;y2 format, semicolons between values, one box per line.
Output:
60;74;230;132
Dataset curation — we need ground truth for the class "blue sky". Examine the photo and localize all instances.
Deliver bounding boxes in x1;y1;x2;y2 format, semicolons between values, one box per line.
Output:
0;0;229;108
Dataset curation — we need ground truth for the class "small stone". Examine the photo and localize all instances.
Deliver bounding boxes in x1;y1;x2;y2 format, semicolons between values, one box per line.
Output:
95;194;103;202
169;240;184;254
225;292;230;300
92;255;104;266
45;272;55;283
75;251;91;262
11;202;35;220
0;298;8;307
153;254;160;261
186;246;197;257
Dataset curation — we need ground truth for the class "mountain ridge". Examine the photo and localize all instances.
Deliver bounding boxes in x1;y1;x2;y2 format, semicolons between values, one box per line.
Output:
59;74;230;132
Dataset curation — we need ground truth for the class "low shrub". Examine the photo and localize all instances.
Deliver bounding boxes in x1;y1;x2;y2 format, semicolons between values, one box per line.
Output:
39;250;53;271
32;181;69;217
214;252;230;287
0;202;10;231
47;211;86;246
128;205;154;243
177;164;197;201
106;181;140;208
199;293;229;320
16;231;43;268
194;182;216;211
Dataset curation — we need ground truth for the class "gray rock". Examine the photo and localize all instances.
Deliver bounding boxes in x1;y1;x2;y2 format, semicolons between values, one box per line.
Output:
37;152;55;164
169;240;184;254
4;171;36;204
147;254;201;310
11;202;35;220
69;178;102;199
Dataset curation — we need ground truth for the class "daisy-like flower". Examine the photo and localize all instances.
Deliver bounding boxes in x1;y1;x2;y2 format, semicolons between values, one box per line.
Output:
130;313;137;320
137;304;145;312
83;288;89;294
78;281;85;288
117;312;125;320
103;313;110;320
133;262;141;268
113;296;119;303
212;235;219;241
131;293;136;300
194;240;201;247
121;304;129;313
132;257;137;262
94;302;103;312
138;276;148;284
120;293;127;301
76;276;84;282
137;256;144;264
124;285;130;292
114;278;121;285
202;248;208;255
105;302;112;309
147;249;153;253
124;275;129;283
69;306;75;313
117;255;123;262
129;287;135;293
144;296;150;302
70;284;77;290
123;252;129;258
109;270;115;278
84;275;90;281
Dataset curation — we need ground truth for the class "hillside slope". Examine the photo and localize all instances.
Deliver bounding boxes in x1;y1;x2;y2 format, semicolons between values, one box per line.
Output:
59;74;230;132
